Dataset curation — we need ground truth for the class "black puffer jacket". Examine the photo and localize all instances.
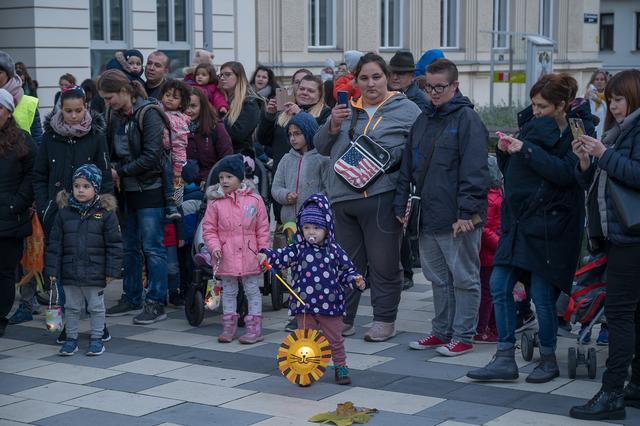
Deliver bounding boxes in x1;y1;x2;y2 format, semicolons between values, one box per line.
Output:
45;192;122;287
107;97;165;192
224;95;262;156
34;112;113;234
0;131;36;238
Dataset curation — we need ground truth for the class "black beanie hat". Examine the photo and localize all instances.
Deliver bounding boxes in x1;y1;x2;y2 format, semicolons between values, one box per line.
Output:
213;154;245;182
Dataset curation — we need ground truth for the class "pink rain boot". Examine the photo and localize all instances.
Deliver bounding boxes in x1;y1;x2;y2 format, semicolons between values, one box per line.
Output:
239;315;263;344
218;313;238;343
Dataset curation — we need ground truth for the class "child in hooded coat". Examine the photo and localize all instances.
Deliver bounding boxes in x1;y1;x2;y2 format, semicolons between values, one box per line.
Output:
271;112;329;224
258;194;365;385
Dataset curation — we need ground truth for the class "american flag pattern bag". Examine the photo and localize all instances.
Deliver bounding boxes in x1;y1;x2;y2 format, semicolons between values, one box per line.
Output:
334;134;391;191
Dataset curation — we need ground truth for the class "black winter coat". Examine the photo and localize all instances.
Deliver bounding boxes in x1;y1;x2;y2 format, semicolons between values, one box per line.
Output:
224;95;262;156
0;131;36;238
494;115;588;293
394;92;489;232
45;192;122;287
403;81;429;113
107;97;166;192
34;112;113;234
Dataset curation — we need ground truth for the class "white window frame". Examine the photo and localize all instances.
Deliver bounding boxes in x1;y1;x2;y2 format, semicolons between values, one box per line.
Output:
440;0;460;49
90;0;130;49
380;0;404;49
493;0;510;49
538;0;553;38
157;0;193;51
308;0;337;49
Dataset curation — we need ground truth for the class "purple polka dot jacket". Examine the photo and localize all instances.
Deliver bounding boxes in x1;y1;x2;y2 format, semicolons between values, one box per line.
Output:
261;193;363;316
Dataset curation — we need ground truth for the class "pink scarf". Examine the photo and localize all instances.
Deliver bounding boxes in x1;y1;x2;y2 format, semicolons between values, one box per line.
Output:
49;110;93;138
3;76;24;105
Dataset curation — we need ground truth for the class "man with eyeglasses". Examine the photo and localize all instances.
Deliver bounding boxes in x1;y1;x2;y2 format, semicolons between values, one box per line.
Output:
144;51;169;99
394;58;489;358
388;51;429;113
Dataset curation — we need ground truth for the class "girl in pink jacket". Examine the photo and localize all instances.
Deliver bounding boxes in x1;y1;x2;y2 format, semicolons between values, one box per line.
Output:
201;154;270;344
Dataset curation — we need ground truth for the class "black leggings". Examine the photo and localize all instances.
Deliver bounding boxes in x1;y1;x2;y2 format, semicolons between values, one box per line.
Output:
0;238;24;319
602;243;640;391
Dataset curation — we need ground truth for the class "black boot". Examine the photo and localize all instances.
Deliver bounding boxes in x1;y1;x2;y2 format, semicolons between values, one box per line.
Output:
525;352;559;383
570;388;625;420
466;348;519;381
624;381;640;408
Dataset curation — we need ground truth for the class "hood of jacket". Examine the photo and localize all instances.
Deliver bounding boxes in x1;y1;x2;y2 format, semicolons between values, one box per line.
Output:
287;111;319;150
44;109;106;139
294;193;335;246
55;190;118;212
519;116;564;149
423;91;475;118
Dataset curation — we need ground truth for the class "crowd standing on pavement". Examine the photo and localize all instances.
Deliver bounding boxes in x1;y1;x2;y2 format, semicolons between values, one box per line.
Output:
0;46;639;419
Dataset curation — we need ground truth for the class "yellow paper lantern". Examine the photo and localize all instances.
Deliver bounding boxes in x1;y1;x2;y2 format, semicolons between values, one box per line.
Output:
278;328;332;386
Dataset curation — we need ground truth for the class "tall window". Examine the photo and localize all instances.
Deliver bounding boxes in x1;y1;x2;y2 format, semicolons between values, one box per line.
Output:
90;0;129;77
380;0;403;48
539;0;553;38
440;0;459;48
308;0;336;48
600;13;614;51
157;0;191;78
493;0;509;48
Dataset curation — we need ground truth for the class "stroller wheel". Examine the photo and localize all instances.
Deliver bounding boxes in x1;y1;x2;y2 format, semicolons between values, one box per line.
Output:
587;347;597;379
185;288;205;326
521;331;534;361
568;347;577;379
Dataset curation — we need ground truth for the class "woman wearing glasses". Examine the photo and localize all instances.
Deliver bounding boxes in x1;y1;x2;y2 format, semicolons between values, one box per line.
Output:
316;53;422;342
467;73;595;384
218;62;262;156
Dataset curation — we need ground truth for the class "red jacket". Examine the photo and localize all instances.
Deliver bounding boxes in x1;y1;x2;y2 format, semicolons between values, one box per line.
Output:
480;187;502;267
333;73;361;101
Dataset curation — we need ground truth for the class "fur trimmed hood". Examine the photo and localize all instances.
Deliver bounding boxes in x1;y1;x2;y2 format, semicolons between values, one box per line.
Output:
205;179;257;200
56;190;118;212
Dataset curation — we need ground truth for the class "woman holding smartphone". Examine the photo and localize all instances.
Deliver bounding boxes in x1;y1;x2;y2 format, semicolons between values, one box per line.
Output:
570;70;640;421
467;73;594;384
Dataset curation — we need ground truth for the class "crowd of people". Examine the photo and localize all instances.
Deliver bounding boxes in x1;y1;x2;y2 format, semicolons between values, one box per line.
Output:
0;46;639;419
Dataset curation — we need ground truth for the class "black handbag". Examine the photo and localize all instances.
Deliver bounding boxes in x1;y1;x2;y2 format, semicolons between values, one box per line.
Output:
607;178;640;234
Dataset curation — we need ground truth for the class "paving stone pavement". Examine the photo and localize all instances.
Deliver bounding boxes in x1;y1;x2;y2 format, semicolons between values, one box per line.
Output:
1;270;639;425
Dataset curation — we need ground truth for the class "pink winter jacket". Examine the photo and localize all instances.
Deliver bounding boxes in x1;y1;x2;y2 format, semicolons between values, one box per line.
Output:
202;182;271;277
162;110;190;175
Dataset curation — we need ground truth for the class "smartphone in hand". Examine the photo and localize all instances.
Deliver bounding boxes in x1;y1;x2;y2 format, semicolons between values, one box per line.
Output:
569;118;586;141
275;88;288;111
337;90;349;106
496;131;511;145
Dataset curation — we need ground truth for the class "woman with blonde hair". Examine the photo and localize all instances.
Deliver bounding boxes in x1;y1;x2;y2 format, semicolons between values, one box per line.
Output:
218;61;261;156
585;69;609;138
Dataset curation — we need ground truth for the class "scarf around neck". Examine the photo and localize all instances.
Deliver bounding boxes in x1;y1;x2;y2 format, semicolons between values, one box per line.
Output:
3;75;24;105
50;110;93;138
68;194;100;217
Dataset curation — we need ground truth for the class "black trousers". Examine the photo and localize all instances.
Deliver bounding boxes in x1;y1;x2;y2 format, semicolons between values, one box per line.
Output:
602;243;640;391
332;191;403;324
0;238;24;320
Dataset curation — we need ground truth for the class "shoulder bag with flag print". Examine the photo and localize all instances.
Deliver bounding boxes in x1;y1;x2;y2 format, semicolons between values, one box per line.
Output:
334;109;391;192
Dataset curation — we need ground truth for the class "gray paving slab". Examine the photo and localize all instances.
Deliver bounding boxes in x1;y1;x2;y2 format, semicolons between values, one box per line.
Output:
442;383;533;406
166;348;277;374
372;358;470;381
0;371;52;394
507;392;590;416
317;368;406;389
107;339;195;359
2;325;56;345
237;375;345;400
33;407;156;426
366;411;441;426
87;372;177;393
381;376;467;398
416;399;512;424
180;323;223;336
41;351;140;369
143;402;270;426
237;343;281;359
107;325;157;338
373;343;439;360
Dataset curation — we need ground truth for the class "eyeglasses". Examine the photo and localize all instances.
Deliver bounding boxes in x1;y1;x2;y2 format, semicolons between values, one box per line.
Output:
288;131;303;139
425;83;451;94
218;72;234;79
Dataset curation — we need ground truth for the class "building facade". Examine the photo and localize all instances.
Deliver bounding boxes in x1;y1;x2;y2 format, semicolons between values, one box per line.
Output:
599;0;640;73
257;0;602;106
0;0;256;114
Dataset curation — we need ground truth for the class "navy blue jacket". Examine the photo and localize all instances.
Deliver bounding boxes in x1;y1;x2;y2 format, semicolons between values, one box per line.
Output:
494;114;589;293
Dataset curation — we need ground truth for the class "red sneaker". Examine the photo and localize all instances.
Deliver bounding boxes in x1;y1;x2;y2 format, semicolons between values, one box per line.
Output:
473;332;497;344
436;340;474;356
409;334;448;350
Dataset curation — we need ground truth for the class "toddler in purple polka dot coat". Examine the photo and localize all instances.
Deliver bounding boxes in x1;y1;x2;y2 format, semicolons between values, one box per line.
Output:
259;193;365;385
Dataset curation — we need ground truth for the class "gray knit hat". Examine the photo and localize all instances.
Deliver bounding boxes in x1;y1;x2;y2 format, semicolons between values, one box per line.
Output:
0;51;15;79
0;88;15;112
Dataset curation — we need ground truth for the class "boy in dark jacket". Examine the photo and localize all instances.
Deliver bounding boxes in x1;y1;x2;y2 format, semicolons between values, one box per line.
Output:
46;164;122;356
258;194;365;385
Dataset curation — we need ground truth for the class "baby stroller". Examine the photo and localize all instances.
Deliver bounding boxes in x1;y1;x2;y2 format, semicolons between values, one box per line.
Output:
556;254;607;379
183;158;286;327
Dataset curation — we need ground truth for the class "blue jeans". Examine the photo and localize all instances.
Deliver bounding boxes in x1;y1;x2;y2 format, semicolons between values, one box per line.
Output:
167;245;180;294
122;207;167;305
491;266;559;354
